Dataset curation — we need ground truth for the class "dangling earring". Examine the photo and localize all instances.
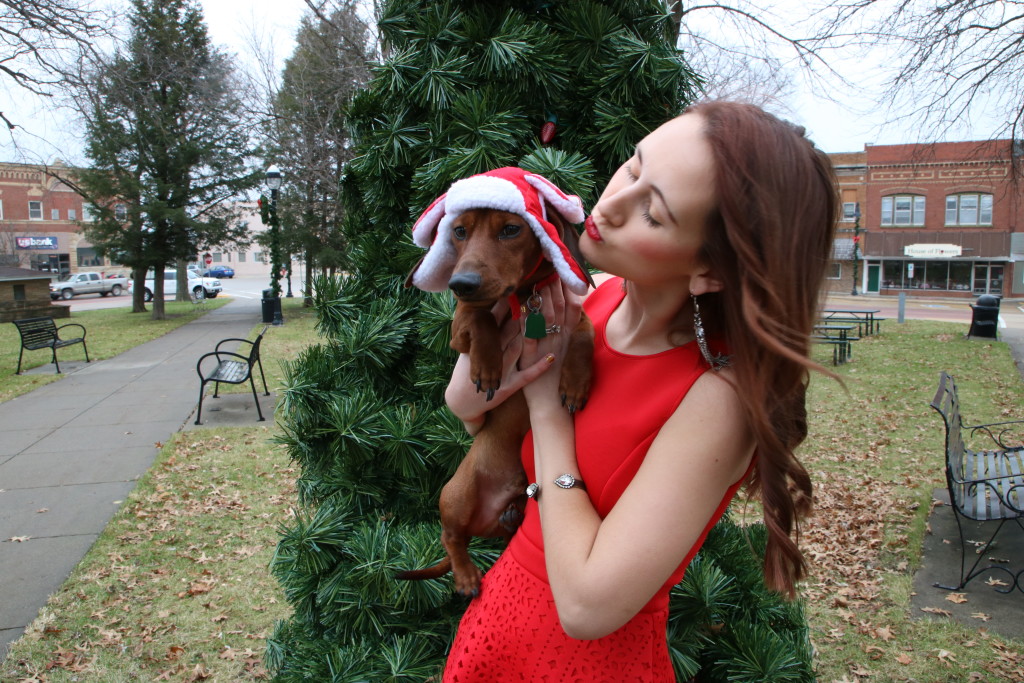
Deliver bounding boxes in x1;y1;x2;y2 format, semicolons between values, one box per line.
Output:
693;295;730;371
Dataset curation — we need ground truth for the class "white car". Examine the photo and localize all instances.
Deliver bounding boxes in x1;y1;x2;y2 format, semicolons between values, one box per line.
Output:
141;271;222;302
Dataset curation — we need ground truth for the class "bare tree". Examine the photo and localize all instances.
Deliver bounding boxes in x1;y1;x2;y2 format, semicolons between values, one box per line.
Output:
815;0;1024;143
0;226;28;267
0;0;110;132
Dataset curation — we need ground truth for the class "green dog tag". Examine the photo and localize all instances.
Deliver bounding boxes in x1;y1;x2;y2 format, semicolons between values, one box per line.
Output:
525;312;547;339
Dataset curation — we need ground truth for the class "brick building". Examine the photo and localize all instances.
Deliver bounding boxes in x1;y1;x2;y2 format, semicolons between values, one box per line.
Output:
825;151;868;295
838;140;1024;298
0;161;119;278
0;162;281;281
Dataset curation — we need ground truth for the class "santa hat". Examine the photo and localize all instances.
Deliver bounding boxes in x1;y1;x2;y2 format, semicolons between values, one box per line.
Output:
409;167;590;295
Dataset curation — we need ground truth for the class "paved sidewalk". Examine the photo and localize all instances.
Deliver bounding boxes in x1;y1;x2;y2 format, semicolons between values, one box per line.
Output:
0;297;266;658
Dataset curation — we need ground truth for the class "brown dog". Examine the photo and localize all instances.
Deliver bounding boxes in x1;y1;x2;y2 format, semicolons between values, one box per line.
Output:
399;207;595;596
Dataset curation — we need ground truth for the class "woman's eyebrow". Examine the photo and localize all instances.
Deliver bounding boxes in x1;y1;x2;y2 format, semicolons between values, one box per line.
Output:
636;146;678;225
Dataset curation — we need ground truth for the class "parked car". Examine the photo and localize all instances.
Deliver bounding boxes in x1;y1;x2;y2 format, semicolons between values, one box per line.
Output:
142;271;222;302
50;271;128;300
203;265;235;279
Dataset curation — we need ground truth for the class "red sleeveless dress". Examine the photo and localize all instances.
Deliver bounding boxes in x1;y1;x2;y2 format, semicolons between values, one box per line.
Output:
443;278;749;682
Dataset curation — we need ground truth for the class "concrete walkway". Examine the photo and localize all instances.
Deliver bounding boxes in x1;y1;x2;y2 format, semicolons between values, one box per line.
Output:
0;297;267;658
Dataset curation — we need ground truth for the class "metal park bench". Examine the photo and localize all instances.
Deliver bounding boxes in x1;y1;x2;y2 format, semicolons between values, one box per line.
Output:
12;316;90;374
194;327;269;425
930;372;1024;593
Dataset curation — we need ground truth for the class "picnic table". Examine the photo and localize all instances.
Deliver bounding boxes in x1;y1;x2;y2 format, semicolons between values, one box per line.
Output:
813;323;856;365
821;307;884;336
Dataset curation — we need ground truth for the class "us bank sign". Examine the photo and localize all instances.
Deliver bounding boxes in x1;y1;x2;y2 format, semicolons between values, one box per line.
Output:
904;243;962;258
15;236;58;249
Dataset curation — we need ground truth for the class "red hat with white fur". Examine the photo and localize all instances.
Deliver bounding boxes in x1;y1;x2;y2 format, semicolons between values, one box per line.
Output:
409;167;590;295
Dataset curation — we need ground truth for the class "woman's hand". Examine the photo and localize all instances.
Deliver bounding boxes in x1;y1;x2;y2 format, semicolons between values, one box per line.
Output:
520;280;583;412
445;298;556;434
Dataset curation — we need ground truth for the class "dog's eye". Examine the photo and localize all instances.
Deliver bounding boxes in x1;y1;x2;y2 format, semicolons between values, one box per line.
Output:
453;226;467;240
499;224;521;239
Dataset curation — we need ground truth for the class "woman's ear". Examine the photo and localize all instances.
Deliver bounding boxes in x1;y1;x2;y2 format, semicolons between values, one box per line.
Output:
690;267;724;297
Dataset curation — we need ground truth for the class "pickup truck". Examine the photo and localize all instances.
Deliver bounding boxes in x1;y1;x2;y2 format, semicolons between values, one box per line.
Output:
142;271;222;302
50;272;128;300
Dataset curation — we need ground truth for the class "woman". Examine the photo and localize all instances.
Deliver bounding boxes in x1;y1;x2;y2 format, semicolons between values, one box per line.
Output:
442;100;838;681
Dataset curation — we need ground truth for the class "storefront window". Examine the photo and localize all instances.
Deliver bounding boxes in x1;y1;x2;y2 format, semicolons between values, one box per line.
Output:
949;262;972;291
882;260;904;289
881;260;994;291
924;262;948;290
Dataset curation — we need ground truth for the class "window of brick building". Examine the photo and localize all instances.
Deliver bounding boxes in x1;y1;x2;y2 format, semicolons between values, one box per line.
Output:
880;195;925;226
945;193;993;226
842;202;859;221
51;209;60;220
238;251;246;262
68;209;77;221
29;201;43;219
13;284;26;301
114;204;128;221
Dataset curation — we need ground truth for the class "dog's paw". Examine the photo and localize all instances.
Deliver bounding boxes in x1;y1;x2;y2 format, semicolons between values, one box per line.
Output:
453;566;484;598
559;379;591;414
471;364;502;401
473;378;501;401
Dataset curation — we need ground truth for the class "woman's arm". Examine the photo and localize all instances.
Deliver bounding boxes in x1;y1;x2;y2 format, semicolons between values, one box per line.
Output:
519;281;754;639
529;372;754;639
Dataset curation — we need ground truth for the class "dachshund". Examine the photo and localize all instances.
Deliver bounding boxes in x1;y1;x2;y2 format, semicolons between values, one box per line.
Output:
400;189;595;597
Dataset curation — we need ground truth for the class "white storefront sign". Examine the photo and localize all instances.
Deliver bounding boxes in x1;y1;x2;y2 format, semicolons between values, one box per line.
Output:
904;243;962;258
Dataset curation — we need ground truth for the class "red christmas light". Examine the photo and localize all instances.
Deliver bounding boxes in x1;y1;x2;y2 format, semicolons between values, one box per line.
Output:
540;120;557;144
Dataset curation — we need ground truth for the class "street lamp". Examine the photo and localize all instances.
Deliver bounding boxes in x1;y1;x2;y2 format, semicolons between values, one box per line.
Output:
851;202;861;296
266;165;284;325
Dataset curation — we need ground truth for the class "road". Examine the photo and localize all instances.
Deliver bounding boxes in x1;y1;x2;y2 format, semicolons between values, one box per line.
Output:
55;276;283;313
52;276;1024;330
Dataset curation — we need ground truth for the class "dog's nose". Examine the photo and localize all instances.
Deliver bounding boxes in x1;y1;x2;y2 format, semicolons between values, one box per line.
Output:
449;272;482;297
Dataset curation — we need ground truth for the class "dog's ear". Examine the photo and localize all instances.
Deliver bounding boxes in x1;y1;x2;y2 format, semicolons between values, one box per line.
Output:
404;254;427;289
549;212;596;289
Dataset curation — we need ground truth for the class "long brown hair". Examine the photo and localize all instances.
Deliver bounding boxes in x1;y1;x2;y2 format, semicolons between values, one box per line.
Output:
688;100;838;596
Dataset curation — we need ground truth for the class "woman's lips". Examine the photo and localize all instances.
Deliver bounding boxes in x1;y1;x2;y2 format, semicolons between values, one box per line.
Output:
584;216;602;242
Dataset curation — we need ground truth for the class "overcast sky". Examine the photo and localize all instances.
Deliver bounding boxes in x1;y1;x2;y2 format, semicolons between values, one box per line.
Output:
0;0;1003;163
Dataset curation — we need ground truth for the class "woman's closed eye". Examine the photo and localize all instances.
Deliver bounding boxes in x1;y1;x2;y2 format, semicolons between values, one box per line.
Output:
623;162;662;226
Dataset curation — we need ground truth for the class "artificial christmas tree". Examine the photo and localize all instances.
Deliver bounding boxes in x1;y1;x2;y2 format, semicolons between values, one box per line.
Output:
266;1;813;680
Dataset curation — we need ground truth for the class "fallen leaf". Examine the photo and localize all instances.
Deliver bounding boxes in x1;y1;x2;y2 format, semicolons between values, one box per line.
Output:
921;606;952;617
7;536;30;542
945;592;968;604
895;653;913;665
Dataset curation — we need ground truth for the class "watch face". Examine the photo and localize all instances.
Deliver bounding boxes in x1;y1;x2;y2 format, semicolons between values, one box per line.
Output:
526;483;539;498
554;474;575;489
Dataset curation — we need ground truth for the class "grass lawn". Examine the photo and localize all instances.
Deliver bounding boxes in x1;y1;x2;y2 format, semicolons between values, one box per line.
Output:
1;299;229;405
801;320;1024;681
2;314;1023;682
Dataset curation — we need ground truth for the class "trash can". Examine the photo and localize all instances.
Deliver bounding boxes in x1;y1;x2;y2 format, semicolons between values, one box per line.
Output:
967;294;1000;339
261;288;276;324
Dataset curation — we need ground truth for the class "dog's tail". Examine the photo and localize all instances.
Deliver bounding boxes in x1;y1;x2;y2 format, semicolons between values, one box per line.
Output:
394;557;452;582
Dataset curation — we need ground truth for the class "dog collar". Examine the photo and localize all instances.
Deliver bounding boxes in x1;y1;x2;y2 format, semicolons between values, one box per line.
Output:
509;269;560;321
